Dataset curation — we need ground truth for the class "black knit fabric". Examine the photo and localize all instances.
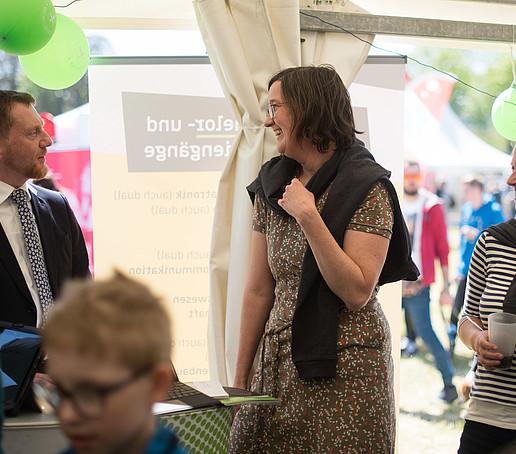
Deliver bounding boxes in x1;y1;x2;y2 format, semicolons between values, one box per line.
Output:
486;219;516;315
247;139;419;379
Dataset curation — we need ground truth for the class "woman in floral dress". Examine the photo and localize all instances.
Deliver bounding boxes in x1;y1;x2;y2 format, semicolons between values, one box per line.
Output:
229;65;418;453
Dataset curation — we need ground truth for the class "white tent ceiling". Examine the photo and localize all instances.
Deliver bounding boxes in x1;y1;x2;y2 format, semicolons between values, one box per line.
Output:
62;0;516;24
60;0;199;30
62;0;516;53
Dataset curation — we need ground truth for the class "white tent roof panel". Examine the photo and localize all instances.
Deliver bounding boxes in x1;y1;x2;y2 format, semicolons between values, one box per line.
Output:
348;0;516;24
62;0;199;29
62;1;516;31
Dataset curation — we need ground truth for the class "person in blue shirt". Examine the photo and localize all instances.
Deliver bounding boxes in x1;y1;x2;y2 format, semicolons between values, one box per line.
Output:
448;175;504;356
35;270;189;454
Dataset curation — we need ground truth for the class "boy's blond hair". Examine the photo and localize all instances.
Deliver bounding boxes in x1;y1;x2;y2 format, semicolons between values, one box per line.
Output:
42;270;172;372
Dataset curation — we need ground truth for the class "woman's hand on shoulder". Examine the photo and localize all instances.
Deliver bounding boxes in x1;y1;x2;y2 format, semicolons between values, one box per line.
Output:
278;178;317;222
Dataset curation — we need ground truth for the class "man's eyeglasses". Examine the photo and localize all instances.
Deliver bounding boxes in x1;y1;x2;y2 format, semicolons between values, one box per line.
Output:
265;102;286;120
404;173;421;182
32;366;150;419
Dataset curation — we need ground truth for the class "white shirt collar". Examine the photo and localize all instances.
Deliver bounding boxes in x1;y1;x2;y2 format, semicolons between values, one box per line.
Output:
0;180;31;205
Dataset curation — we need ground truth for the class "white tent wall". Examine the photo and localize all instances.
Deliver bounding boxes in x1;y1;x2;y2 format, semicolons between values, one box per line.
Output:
52;104;90;151
404;74;512;223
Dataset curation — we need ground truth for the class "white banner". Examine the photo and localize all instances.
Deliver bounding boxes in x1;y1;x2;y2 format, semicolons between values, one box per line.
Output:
88;57;235;380
88;55;406;382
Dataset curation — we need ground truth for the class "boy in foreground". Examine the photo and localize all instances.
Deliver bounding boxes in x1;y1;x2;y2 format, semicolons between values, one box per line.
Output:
35;270;188;454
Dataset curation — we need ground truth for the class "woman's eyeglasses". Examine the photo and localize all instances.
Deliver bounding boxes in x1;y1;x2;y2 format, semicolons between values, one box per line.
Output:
265;102;286;120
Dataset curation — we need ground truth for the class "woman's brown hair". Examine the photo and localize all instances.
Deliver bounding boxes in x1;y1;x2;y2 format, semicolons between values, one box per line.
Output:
268;65;360;153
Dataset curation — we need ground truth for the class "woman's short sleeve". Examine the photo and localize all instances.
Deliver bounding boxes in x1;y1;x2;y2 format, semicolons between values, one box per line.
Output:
252;193;267;233
347;181;394;239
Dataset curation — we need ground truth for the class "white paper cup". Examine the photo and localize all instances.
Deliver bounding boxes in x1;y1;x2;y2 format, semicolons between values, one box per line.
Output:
488;312;516;369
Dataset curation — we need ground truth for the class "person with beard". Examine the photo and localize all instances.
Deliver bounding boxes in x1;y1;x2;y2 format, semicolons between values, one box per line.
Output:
0;90;90;328
401;160;457;403
457;146;516;453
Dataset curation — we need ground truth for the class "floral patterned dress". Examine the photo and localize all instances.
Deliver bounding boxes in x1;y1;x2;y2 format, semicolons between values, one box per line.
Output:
229;181;396;454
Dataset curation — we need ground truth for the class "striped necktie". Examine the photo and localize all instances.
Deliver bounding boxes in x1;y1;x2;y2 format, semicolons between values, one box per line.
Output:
10;188;53;323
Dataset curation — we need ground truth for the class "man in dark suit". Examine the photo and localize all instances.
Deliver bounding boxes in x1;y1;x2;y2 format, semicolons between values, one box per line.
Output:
0;90;90;328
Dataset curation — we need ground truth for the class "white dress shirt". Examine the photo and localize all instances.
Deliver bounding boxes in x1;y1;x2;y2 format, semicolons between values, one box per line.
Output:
0;180;44;326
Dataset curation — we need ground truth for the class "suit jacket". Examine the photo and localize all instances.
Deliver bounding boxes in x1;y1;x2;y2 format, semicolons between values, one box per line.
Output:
0;184;91;326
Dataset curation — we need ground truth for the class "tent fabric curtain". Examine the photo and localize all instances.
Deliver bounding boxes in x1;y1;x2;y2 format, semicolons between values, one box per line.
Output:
193;0;373;385
193;0;301;385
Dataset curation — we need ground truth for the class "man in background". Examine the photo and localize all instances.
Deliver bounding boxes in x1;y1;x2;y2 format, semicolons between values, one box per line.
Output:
447;175;504;356
0;90;90;327
401;160;458;403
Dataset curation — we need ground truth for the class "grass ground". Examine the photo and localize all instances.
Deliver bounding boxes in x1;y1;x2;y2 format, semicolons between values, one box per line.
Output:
397;225;470;454
398;338;471;453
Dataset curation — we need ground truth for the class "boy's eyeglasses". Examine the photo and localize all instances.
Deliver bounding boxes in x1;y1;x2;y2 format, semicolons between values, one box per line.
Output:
265;102;286;119
32;366;150;419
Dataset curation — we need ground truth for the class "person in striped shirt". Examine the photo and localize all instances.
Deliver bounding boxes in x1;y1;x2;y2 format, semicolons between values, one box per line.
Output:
458;146;516;454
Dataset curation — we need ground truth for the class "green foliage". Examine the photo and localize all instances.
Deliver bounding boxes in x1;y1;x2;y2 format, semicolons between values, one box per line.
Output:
407;48;515;152
0;52;21;89
17;71;89;115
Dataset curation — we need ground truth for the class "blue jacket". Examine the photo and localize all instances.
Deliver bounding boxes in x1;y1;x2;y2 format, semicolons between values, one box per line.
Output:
60;425;189;454
457;195;504;276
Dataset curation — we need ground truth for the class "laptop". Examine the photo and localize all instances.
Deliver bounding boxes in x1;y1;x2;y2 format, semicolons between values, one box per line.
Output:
0;321;42;416
163;362;222;409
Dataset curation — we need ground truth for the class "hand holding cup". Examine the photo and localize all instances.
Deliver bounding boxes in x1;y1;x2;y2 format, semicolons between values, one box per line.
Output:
488;312;516;370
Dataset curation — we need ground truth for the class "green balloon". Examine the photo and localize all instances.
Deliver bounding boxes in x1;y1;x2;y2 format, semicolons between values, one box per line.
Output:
491;85;516;141
0;0;56;55
19;14;90;90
